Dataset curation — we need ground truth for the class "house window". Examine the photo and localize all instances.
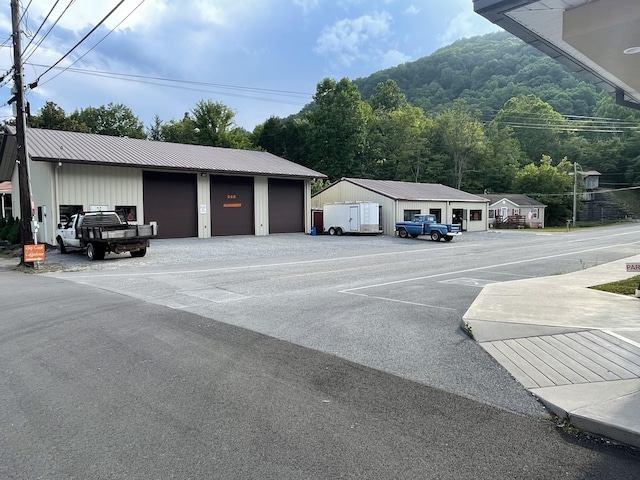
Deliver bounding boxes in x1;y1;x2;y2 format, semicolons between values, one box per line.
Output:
470;210;482;221
489;210;495;219
514;208;520;215
116;205;137;222
529;208;538;219
404;209;420;221
59;205;83;224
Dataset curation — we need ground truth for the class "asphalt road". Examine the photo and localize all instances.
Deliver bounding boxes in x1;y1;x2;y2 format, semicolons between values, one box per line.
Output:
1;225;640;478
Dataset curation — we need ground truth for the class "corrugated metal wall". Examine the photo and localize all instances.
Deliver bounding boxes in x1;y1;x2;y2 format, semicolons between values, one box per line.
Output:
57;163;143;210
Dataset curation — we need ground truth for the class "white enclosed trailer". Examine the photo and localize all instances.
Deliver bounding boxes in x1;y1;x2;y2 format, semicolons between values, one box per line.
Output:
322;202;382;235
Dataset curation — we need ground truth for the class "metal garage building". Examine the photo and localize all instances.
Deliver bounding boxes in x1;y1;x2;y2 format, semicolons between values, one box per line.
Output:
0;127;325;243
312;178;489;235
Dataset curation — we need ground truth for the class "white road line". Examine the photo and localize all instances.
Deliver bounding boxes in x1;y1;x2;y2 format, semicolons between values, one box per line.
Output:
340;241;640;293
345;291;458;310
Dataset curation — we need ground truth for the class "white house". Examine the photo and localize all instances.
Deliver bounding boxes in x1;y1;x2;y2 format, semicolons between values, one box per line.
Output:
485;194;546;229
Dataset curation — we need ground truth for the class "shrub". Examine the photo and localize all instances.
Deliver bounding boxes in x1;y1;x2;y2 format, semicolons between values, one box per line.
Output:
7;218;21;244
0;216;14;240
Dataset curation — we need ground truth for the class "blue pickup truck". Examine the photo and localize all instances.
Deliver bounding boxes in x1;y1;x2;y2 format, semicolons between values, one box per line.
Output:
395;214;461;242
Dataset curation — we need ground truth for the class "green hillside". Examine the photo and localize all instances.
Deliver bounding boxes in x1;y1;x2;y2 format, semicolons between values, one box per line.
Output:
354;31;600;120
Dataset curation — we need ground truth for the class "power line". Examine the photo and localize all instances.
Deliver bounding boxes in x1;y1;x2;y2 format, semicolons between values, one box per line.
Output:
22;0;73;67
40;0;146;86
31;0;127;86
25;63;313;106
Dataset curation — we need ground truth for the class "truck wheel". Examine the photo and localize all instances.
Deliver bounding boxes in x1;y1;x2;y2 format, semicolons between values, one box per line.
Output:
328;227;337;236
57;237;67;254
398;228;408;238
131;248;147;258
87;243;105;261
430;231;441;242
335;228;343;236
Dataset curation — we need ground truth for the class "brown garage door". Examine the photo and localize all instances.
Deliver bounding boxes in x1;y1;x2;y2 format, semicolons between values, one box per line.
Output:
269;178;304;233
210;175;254;236
143;171;197;238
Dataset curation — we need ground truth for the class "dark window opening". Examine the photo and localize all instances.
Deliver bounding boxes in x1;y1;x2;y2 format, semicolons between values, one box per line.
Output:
116;205;137;222
404;209;420;221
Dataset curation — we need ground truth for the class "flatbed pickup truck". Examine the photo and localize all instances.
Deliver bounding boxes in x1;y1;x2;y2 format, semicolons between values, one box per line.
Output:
395;214;461;242
56;211;156;260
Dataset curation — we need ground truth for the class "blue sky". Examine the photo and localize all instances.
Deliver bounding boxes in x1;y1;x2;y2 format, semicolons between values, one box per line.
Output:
0;0;500;132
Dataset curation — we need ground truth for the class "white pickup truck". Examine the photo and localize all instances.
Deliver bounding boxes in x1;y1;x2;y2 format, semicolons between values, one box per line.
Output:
56;211;156;260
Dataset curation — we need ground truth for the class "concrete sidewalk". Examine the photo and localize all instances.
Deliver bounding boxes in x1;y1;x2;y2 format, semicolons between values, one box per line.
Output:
463;254;640;449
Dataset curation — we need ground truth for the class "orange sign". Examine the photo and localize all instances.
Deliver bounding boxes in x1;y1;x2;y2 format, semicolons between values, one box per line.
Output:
24;244;45;262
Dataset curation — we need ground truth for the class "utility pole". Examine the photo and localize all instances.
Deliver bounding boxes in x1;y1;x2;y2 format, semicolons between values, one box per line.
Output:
11;0;36;263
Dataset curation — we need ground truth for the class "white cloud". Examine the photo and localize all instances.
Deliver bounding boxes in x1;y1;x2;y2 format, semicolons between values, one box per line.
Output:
437;8;500;47
314;12;393;67
380;49;410;68
404;5;420;15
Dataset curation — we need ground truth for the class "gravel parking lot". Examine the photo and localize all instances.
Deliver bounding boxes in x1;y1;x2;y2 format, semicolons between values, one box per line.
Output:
15;230;502;273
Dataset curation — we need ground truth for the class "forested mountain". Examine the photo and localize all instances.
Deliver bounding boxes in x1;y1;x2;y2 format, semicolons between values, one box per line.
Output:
354;31;599;120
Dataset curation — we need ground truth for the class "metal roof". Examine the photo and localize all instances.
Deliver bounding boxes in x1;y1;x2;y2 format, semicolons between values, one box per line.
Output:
0;127;326;180
340;178;489;202
484;194;546;207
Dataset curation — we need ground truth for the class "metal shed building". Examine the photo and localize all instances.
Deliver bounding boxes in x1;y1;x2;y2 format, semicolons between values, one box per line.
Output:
311;178;489;234
0;127;325;243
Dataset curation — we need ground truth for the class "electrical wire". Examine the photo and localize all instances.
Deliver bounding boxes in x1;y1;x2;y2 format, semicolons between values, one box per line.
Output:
21;0;70;66
28;63;312;99
39;0;146;86
32;0;126;84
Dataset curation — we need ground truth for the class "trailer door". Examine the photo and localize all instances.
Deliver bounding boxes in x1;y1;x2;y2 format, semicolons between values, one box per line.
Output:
349;205;359;232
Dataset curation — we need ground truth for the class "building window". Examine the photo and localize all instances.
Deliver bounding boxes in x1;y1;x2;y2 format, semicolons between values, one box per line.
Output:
59;205;83;225
470;210;482;221
429;208;441;223
528;208;538;219
489;210;495;219
116;205;137;222
404;209;420;221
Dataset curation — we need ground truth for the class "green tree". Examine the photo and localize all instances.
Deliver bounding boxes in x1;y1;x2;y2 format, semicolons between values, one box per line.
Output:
27;101;89;132
368;79;409;113
147;114;164;141
69;103;146;138
491;94;567;163
159;100;252;149
306;78;369;180
513;155;577;226
366;103;432;181
481;123;525;193
161;112;198;145
434;99;485;189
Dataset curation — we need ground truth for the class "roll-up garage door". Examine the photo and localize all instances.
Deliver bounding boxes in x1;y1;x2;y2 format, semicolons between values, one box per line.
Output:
210;175;254;236
269;178;304;233
143;171;197;238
